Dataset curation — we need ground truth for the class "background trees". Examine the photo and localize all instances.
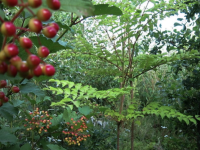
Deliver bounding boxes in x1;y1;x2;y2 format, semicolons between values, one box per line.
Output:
1;0;200;150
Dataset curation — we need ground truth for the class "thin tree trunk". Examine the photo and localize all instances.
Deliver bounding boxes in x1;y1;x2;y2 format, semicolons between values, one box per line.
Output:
131;121;134;150
130;80;134;150
117;122;121;150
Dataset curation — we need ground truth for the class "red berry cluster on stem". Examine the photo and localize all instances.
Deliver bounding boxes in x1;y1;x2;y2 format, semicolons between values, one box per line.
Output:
62;116;90;146
0;0;60;79
0;80;20;107
24;108;53;134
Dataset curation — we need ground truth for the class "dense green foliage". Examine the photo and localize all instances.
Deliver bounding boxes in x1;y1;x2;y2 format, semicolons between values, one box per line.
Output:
1;0;200;150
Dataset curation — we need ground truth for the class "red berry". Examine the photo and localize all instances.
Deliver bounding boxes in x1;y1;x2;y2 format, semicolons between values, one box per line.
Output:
0;62;7;74
33;65;43;77
7;64;18;77
0;92;5;99
49;23;59;31
0;100;3;106
43;64;55;76
27;54;40;68
0;51;7;61
0;80;7;88
29;18;43;33
37;8;52;21
43;26;57;38
46;0;60;10
18;61;29;72
0;22;16;37
19;37;33;49
11;86;20;93
3;43;19;58
2;0;18;7
38;46;50;58
28;0;42;8
10;55;22;68
2;96;9;103
25;70;34;79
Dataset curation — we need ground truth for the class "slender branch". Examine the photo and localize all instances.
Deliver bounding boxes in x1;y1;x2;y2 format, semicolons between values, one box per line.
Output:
72;51;121;70
104;28;123;64
74;18;86;25
1;36;7;50
71;13;73;23
141;0;150;17
56;17;79;42
11;6;26;22
26;6;35;16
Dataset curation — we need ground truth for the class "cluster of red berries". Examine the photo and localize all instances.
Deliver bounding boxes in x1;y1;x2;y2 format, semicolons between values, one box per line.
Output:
0;80;20;107
0;0;61;79
62;116;90;146
24;108;53;134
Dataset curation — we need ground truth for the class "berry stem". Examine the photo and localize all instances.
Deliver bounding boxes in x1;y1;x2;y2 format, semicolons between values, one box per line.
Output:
0;16;4;23
1;36;7;50
16;27;30;31
11;6;26;22
25;49;31;55
17;2;28;7
26;7;36;16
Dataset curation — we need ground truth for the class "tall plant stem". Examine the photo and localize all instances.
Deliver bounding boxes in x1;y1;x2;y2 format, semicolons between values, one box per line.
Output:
117;121;121;150
130;80;134;150
131;121;134;150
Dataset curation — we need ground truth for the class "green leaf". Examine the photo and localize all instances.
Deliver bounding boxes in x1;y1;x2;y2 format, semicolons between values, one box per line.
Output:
20;82;45;97
61;98;72;103
34;75;52;82
177;18;183;21
160;112;165;119
2;144;20;150
99;107;108;113
68;105;73;110
183;118;189;125
189;118;197;125
12;100;24;107
51;114;63;127
63;107;77;122
0;74;21;82
78;106;92;116
0;103;18;121
47;144;66;150
68;82;74;88
135;120;141;126
174;22;182;27
56;21;71;30
20;143;31;150
0;8;4;19
29;36;72;53
73;101;80;107
59;0;95;16
0;129;17;145
64;88;70;95
75;83;82;90
94;4;122;16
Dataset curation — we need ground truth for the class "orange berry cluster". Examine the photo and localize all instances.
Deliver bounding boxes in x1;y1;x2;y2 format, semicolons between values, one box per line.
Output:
24;108;53;134
62;116;90;146
0;80;20;107
0;0;61;79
